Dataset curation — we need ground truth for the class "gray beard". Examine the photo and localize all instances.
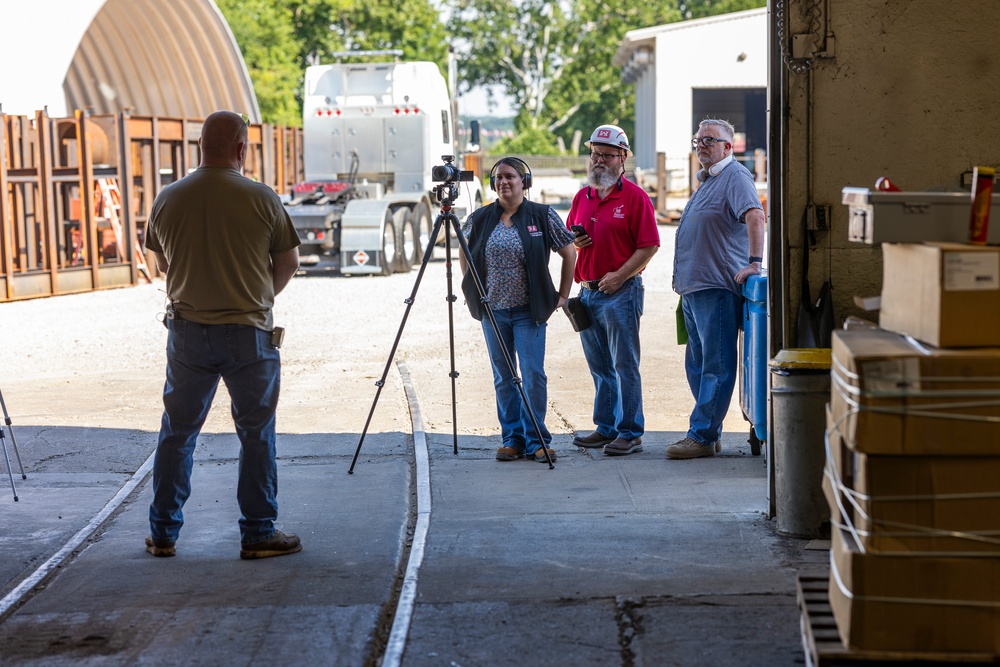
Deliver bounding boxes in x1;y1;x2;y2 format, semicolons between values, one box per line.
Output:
587;168;620;190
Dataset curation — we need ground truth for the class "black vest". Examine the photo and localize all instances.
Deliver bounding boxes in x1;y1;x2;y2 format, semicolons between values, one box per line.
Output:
461;200;559;324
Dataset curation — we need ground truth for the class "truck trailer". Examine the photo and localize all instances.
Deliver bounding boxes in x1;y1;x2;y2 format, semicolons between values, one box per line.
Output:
284;60;482;275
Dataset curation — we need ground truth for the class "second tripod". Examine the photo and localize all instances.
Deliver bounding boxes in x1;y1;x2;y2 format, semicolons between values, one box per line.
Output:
0;387;26;501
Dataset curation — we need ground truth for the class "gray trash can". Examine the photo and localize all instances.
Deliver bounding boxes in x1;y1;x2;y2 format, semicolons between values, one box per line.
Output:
768;349;831;538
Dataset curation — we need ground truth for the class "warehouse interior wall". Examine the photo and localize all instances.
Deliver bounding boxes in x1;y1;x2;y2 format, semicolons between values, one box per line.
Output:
774;0;1000;348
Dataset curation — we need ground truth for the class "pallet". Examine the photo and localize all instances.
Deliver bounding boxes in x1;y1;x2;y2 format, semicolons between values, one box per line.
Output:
797;574;1000;666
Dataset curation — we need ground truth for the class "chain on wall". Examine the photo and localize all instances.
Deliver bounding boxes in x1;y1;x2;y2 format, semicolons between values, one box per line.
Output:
776;0;825;74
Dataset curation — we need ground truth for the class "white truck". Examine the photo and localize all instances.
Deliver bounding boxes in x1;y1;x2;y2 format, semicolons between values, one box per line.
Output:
284;59;483;275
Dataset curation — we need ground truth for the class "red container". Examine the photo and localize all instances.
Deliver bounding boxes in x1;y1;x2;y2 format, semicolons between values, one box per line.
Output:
969;166;995;245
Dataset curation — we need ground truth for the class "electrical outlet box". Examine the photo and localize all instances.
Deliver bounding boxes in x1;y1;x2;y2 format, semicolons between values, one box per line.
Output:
807;204;831;231
792;34;817;60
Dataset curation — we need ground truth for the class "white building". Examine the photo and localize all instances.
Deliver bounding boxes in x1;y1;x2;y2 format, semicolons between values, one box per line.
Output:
614;8;767;193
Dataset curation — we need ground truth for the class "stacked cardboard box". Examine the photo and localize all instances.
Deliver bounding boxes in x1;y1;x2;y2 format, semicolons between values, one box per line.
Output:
880;242;1000;348
823;242;1000;654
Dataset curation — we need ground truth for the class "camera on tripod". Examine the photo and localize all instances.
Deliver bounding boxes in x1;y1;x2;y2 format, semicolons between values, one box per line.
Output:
431;155;473;183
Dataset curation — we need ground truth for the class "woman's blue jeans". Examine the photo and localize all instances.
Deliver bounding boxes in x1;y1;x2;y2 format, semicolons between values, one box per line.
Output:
681;288;743;445
578;277;645;440
480;306;551;454
149;319;281;545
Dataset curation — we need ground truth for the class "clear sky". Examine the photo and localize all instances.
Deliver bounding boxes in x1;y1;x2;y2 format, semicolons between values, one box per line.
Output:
457;84;515;119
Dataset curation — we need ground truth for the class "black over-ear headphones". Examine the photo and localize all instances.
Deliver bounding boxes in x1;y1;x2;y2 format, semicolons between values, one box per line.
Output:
489;157;533;192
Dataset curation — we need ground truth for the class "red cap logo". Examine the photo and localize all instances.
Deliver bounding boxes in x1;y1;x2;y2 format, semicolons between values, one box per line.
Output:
597;129;612;139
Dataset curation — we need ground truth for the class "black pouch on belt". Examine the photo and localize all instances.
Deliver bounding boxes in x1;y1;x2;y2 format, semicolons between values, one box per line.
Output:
562;296;591;332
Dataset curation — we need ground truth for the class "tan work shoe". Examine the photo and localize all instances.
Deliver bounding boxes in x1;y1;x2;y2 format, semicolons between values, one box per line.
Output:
495;446;525;461
530;447;557;463
666;437;716;460
240;530;302;560
145;536;176;558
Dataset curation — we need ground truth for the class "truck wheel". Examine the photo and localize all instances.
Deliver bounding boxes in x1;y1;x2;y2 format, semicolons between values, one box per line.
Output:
380;212;397;276
394;207;415;273
414;201;435;262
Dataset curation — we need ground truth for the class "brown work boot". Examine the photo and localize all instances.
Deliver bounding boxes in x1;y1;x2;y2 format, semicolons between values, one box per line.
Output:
666;437;716;460
240;530;302;560
603;437;643;456
572;431;615;448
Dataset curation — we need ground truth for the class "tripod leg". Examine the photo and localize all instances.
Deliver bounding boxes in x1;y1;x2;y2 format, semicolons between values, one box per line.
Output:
0;389;26;480
349;212;448;474
450;216;554;469
442;216;460;455
1;429;17;501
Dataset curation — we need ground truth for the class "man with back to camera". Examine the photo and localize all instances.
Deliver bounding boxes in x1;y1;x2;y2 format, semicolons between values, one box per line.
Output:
566;124;660;456
144;110;303;559
667;118;765;460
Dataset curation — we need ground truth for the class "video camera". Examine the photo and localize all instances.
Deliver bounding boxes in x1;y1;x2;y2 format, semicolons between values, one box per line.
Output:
431;155;474;183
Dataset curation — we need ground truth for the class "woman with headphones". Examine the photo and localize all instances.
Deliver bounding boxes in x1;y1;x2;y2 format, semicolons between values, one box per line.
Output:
459;157;576;463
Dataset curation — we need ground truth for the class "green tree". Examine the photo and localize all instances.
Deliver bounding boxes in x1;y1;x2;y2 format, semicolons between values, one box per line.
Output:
491;127;561;155
448;0;765;153
448;0;574;136
332;0;449;67
448;0;681;153
218;0;450;127
544;0;683;153
216;0;303;126
285;0;351;65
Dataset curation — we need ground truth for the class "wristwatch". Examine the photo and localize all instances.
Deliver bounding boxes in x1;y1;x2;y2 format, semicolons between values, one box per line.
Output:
749;256;762;264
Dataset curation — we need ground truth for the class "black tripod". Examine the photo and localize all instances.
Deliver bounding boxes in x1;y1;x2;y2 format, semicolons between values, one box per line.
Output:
349;173;554;472
0;387;26;501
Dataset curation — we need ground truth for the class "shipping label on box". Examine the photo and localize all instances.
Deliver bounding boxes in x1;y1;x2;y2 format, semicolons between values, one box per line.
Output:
943;252;1000;290
880;242;1000;347
831;328;1000;455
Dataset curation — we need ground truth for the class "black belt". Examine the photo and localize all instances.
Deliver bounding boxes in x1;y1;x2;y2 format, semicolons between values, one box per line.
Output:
581;277;636;291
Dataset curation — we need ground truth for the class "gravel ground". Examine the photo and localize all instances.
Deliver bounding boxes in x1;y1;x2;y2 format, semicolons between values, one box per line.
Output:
0;222;751;477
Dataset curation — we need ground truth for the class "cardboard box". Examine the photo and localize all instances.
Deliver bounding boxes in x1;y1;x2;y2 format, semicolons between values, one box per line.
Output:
831;327;1000;455
880;242;1000;347
823;403;853;528
825;406;1000;553
829;527;1000;653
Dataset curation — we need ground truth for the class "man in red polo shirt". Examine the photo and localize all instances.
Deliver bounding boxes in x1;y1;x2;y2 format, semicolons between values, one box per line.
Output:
566;124;660;456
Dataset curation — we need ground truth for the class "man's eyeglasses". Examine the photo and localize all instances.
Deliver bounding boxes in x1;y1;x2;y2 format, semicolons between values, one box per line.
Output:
692;136;728;148
234;113;250;142
590;151;622;162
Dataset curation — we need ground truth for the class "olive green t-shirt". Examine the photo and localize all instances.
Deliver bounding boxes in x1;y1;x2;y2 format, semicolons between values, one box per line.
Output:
145;167;300;330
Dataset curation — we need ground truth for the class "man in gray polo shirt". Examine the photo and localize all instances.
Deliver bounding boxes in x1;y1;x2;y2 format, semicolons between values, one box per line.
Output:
668;119;766;460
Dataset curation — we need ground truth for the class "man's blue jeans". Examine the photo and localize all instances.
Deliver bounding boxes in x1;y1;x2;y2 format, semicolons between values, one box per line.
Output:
149;319;281;545
578;277;645;440
681;288;743;445
480;305;551;454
